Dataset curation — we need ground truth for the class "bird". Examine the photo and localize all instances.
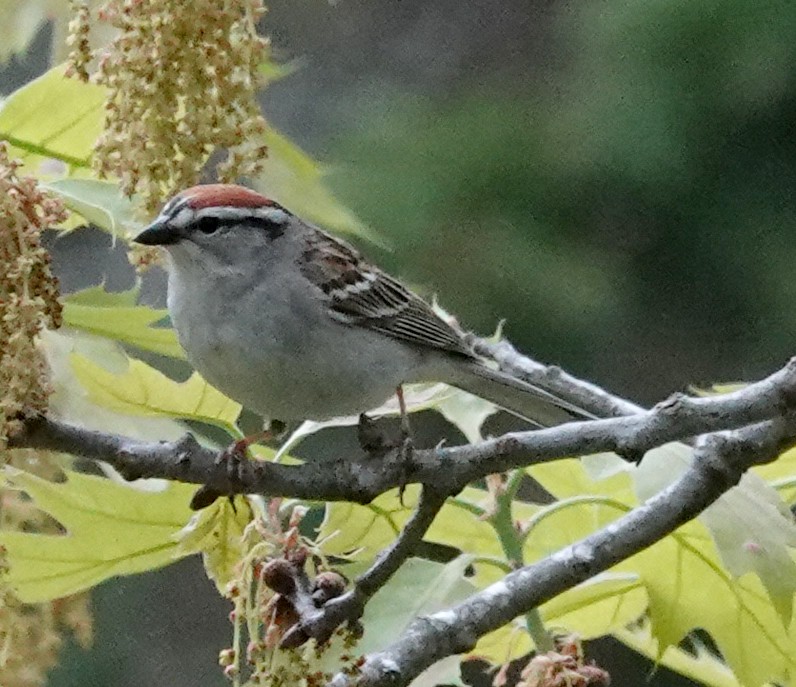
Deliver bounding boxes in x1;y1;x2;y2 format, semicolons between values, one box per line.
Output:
134;183;588;432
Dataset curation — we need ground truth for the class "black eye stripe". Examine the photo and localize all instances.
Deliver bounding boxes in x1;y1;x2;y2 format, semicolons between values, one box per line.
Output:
196;217;222;234
190;215;286;239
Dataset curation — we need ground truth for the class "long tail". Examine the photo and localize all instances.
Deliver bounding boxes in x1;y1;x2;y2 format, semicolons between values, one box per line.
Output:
444;361;594;427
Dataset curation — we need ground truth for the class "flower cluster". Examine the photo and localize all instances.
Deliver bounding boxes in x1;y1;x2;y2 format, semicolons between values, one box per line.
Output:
65;0;92;82
0;143;66;446
218;502;359;686
0;147;92;685
67;0;270;213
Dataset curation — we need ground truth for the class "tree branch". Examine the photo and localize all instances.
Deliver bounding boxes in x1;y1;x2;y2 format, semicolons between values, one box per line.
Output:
7;348;796;685
8;356;796;500
280;485;450;647
329;415;796;687
468;336;646;417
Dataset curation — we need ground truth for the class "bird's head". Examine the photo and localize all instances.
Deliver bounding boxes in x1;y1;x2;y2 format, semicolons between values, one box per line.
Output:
134;184;294;273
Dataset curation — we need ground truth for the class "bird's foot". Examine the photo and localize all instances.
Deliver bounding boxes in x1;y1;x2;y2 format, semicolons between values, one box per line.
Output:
189;426;277;510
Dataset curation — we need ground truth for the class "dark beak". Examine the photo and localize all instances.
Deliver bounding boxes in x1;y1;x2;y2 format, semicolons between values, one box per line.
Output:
133;221;182;246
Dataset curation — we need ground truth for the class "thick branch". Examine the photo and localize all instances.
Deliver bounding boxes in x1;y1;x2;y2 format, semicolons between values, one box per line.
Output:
330;415;796;687
8;357;796;500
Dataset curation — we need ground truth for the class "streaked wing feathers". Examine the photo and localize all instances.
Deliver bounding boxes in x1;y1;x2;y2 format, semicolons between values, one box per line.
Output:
299;230;472;357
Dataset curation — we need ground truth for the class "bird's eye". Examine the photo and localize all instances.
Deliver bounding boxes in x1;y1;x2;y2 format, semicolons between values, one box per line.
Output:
195;217;221;234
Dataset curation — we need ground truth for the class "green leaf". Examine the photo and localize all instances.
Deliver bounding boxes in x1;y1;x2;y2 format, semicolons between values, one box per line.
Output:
614;624;742;687
63;286;185;359
70;352;241;433
258;58;300;82
636;442;796;625
65;284;138;308
44;179;138;236
522;492;796;686
540;572;646;638
255;128;377;241
0;63;105;168
0;468;196;603
175;497;253;593
319;487;414;563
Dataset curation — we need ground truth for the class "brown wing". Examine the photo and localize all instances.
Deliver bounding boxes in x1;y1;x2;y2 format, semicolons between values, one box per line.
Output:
299;229;473;357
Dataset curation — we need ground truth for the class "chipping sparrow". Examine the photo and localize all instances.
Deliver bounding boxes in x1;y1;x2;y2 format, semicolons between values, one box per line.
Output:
134;184;587;428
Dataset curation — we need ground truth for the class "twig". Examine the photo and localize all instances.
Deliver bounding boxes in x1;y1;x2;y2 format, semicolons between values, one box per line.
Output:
280;486;450;647
469;336;646;417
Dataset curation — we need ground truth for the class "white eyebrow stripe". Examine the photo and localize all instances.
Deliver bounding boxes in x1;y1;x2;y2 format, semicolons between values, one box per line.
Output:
164;204;291;230
168;206;195;229
194;206;290;223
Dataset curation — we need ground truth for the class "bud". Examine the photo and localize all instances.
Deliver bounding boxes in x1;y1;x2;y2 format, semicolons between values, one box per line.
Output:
261;558;296;595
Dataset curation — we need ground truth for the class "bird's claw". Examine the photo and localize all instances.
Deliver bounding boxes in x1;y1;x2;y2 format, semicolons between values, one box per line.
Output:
189;438;253;510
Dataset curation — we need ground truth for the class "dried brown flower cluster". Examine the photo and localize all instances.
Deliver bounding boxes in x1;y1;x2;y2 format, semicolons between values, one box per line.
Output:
501;635;610;687
65;0;92;82
0;146;91;686
68;0;270;213
218;504;359;687
0;143;66;447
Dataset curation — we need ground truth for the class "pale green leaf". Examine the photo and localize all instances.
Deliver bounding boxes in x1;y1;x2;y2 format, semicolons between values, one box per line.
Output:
528;457;637;504
434;387;499;444
755;444;796;505
63;286;185;358
0;63;105;168
427;489;540;588
637;442;796;624
258;58;300;82
470;572;647;670
522;493;796;686
275;383;458;461
0;468;195;603
321;486;537;589
628;526;794;686
70;352;241;432
255;128;377;241
44;179;138;236
540;572;646;638
472;623;532;667
175;497;253;593
319;487;414;562
614;623;742;687
700;471;796;623
43;329;189;449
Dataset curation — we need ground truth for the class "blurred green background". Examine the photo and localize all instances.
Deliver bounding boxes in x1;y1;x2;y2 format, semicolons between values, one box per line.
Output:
4;0;796;685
